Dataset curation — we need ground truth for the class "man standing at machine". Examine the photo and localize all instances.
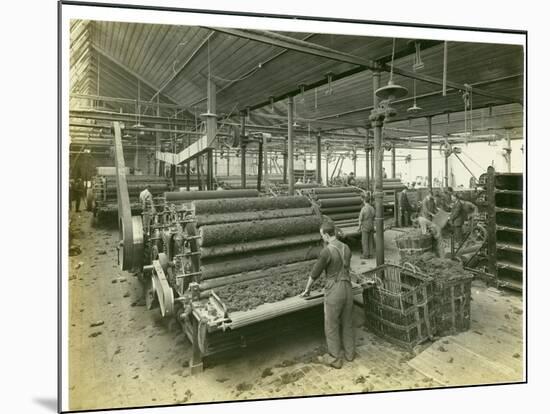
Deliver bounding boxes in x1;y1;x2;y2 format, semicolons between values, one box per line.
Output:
300;222;354;369
421;193;438;220
398;187;414;227
346;172;356;186
139;184;156;234
449;193;465;245
358;195;375;259
73;178;85;212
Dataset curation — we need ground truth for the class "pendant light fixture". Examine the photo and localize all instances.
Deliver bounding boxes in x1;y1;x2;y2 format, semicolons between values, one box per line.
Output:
407;78;422;113
133;80;144;130
375;38;408;101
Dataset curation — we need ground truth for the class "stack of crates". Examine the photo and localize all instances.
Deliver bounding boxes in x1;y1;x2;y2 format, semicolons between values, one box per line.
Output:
362;263;473;349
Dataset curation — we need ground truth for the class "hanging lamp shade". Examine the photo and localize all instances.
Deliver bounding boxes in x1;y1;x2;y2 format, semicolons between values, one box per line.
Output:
375;80;408;101
407;104;422;113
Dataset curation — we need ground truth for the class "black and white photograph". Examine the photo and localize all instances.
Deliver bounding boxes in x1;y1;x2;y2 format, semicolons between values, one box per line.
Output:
59;1;528;412
7;1;549;413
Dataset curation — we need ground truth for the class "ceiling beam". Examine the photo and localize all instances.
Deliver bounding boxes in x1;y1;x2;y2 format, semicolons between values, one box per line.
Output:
208;28;521;106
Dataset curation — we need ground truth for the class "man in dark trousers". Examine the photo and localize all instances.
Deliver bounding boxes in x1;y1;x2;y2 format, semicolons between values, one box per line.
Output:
73;178;85;212
421;193;438;220
358;195;375;259
449;193;465;245
300;221;354;369
398;187;414;226
346;172;356;186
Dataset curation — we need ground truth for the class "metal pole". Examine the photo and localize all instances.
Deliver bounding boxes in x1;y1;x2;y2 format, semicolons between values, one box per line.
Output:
373;117;384;266
155;95;161;175
207;149;214;190
264;136;270;189
197;156;203;191
372;70;384;266
288;97;295;195
427;116;433;193
391;145;396;178
316;132;322;184
444;155;449;188
365;128;370;190
506;130;512;172
186;160;190;190
240;114;247;189
325;152;329;186
257;139;263;192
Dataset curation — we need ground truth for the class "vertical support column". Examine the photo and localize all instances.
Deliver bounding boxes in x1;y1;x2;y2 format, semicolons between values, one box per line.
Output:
373;117;384;266
240;114;247;189
226;152;230;176
214;149;218;178
506;129;512;173
186;160;190;191
427;116;433;193
207;149;214;190
353;149;357;177
263;136;270;190
444;155;449;188
155;95;161;175
365;128;370;190
283;145;288;184
257;140;263;192
196;156;203;191
371;70;384;266
205;78;217;147
391;145;396;178
288;97;295;195
325;151;329;187
316;132;322;184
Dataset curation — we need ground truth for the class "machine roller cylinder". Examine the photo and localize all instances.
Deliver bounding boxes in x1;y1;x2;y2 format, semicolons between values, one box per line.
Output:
326;212;361;221
200;233;321;259
318;197;363;208
313;192;361;200
200;243;322;279
196;207;315;226
320;205;362;214
165;189;259;201
312;187;359;195
200;215;322;247
194;196;311;215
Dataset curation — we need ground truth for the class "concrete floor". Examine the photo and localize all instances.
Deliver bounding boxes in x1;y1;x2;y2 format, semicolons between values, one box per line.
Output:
67;211;524;411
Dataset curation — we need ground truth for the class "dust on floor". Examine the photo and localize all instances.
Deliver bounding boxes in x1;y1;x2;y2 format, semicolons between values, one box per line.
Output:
67;213;523;411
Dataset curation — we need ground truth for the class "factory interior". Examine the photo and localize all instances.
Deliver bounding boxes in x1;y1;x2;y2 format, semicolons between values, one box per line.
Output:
67;20;525;411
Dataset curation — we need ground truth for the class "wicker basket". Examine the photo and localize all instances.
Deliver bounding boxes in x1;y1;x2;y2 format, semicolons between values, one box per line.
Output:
433;273;473;336
362;264;435;350
402;262;473;337
395;234;433;257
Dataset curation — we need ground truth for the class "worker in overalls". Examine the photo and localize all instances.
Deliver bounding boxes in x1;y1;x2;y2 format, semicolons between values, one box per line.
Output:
413;216;445;258
300;221;354;369
450;193;465;245
139;184;156;235
358;195;375;259
398;187;413;227
420;193;438;220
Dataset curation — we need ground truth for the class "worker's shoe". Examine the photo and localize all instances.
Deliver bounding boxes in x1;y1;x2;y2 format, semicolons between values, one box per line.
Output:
345;352;356;362
317;354;343;369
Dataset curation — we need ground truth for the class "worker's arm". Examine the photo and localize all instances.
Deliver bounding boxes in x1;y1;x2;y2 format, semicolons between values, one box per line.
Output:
300;249;330;297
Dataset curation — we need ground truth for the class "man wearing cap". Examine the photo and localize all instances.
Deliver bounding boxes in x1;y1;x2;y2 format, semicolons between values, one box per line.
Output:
300;221;354;369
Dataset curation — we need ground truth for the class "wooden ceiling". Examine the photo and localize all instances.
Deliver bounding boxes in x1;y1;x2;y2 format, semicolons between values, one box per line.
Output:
69;19;524;151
